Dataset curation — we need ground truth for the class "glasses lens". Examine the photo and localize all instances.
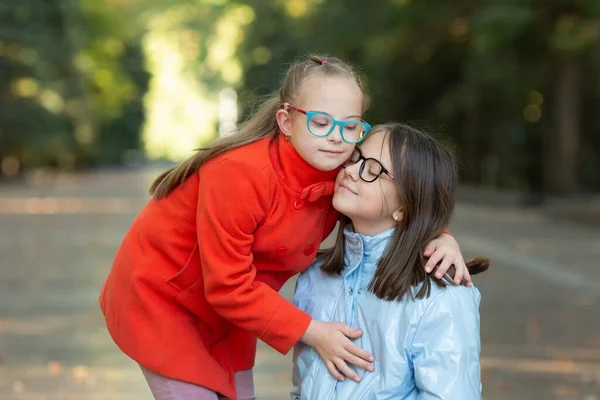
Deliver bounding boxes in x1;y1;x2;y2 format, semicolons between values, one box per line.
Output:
346;149;361;166
360;159;383;182
341;121;369;144
308;113;334;137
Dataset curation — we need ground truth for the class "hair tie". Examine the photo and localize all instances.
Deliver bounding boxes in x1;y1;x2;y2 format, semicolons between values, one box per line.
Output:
321;60;328;65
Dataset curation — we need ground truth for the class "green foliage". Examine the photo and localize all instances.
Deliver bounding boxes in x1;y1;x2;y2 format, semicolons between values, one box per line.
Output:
1;0;598;193
0;0;149;170
234;0;599;192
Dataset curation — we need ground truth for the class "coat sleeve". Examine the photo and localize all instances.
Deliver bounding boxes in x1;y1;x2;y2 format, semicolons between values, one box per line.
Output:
411;287;482;399
196;157;312;354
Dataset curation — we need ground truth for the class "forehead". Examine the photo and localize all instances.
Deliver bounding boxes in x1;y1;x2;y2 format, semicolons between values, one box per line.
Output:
359;132;394;171
298;75;363;117
359;131;391;161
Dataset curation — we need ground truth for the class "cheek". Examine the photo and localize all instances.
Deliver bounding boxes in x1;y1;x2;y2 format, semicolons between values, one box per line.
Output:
291;120;316;141
290;126;316;154
288;117;306;137
341;142;355;155
357;187;385;214
292;118;309;136
332;193;353;216
382;187;401;212
369;194;386;215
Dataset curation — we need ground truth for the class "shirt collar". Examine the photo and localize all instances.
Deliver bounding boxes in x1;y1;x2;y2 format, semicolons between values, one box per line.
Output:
269;134;340;200
343;224;396;272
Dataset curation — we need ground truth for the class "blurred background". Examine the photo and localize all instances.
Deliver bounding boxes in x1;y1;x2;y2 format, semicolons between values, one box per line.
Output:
0;0;599;399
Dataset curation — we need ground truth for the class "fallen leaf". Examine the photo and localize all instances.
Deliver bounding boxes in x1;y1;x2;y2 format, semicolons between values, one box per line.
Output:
72;365;88;382
47;361;61;375
12;380;25;393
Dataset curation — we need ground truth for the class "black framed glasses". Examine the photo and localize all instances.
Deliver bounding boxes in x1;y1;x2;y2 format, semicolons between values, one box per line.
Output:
343;147;395;183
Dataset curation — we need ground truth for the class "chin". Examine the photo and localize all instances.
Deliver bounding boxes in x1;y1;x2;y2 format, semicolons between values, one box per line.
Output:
332;197;351;215
315;161;342;172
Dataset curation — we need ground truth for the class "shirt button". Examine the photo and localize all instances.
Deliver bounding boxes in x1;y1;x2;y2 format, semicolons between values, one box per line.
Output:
348;287;354;295
275;247;287;256
304;245;315;256
293;200;305;210
358;289;363;295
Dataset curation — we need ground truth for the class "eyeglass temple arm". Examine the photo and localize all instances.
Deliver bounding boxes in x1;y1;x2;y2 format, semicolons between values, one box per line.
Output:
282;103;307;115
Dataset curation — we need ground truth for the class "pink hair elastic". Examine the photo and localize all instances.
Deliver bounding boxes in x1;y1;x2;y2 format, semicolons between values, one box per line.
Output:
321;60;328;65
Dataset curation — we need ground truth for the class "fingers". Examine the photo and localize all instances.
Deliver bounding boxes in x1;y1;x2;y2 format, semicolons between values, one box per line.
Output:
337;323;363;339
423;240;437;257
345;341;375;364
463;266;473;287
452;259;465;284
315;322;375;383
342;351;375;373
333;359;361;383
434;257;453;279
344;328;363;339
325;360;345;382
424;251;444;273
451;258;474;286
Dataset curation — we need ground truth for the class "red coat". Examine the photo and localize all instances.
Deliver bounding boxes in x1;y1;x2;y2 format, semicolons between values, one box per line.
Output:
99;134;340;399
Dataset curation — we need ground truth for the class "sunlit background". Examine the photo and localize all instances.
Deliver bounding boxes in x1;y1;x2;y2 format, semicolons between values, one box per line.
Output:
1;0;599;399
2;0;600;196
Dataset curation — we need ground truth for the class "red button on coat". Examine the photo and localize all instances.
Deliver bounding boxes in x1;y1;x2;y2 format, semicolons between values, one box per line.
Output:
293;200;305;210
304;245;315;256
276;247;287;256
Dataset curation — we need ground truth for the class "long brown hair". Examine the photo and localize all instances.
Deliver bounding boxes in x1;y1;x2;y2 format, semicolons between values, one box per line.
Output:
149;54;367;199
320;123;459;301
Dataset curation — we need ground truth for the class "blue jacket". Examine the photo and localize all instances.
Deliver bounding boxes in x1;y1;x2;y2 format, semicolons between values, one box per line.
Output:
291;226;481;400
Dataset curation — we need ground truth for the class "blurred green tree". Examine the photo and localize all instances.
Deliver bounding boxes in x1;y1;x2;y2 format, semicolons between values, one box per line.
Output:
0;0;149;173
1;0;598;195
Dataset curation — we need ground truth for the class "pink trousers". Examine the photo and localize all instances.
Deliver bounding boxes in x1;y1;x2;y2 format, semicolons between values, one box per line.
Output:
140;365;255;400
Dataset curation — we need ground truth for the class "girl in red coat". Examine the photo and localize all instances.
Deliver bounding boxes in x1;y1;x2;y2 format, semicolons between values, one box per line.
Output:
99;54;470;400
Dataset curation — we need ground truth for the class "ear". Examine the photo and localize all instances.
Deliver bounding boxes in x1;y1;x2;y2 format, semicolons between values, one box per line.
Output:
392;208;403;222
276;109;292;138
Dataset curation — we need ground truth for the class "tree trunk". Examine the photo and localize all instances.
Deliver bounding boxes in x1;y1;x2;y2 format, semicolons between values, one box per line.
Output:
55;0;95;152
547;55;580;194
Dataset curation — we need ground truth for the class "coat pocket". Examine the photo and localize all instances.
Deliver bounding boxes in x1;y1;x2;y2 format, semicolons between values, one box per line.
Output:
166;244;200;292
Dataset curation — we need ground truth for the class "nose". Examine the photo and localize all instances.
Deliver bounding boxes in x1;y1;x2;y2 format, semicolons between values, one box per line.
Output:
327;123;343;144
344;159;361;181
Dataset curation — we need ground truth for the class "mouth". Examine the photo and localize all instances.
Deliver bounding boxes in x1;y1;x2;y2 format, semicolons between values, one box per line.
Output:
320;149;345;156
338;182;357;195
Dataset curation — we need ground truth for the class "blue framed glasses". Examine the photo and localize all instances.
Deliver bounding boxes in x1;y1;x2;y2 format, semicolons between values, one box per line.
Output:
281;103;371;144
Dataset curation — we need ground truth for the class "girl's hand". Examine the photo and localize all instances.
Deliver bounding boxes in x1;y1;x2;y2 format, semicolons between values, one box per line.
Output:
300;320;375;382
424;233;472;287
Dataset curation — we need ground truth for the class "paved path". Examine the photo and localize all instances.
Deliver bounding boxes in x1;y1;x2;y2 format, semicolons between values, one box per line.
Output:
0;168;599;400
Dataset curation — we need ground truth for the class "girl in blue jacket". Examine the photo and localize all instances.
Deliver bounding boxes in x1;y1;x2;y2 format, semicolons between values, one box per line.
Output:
292;122;486;399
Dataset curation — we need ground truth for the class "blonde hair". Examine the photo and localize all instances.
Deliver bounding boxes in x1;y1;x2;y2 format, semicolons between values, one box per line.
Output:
149;54;367;199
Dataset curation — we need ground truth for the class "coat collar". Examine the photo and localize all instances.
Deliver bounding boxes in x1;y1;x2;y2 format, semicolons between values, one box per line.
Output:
343;224;395;274
269;133;340;201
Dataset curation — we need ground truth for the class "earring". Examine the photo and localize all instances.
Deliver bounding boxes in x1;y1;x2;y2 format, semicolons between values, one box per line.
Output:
393;215;400;222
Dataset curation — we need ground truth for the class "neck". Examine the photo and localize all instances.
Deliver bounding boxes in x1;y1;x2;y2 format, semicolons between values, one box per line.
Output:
350;218;397;237
272;134;339;190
